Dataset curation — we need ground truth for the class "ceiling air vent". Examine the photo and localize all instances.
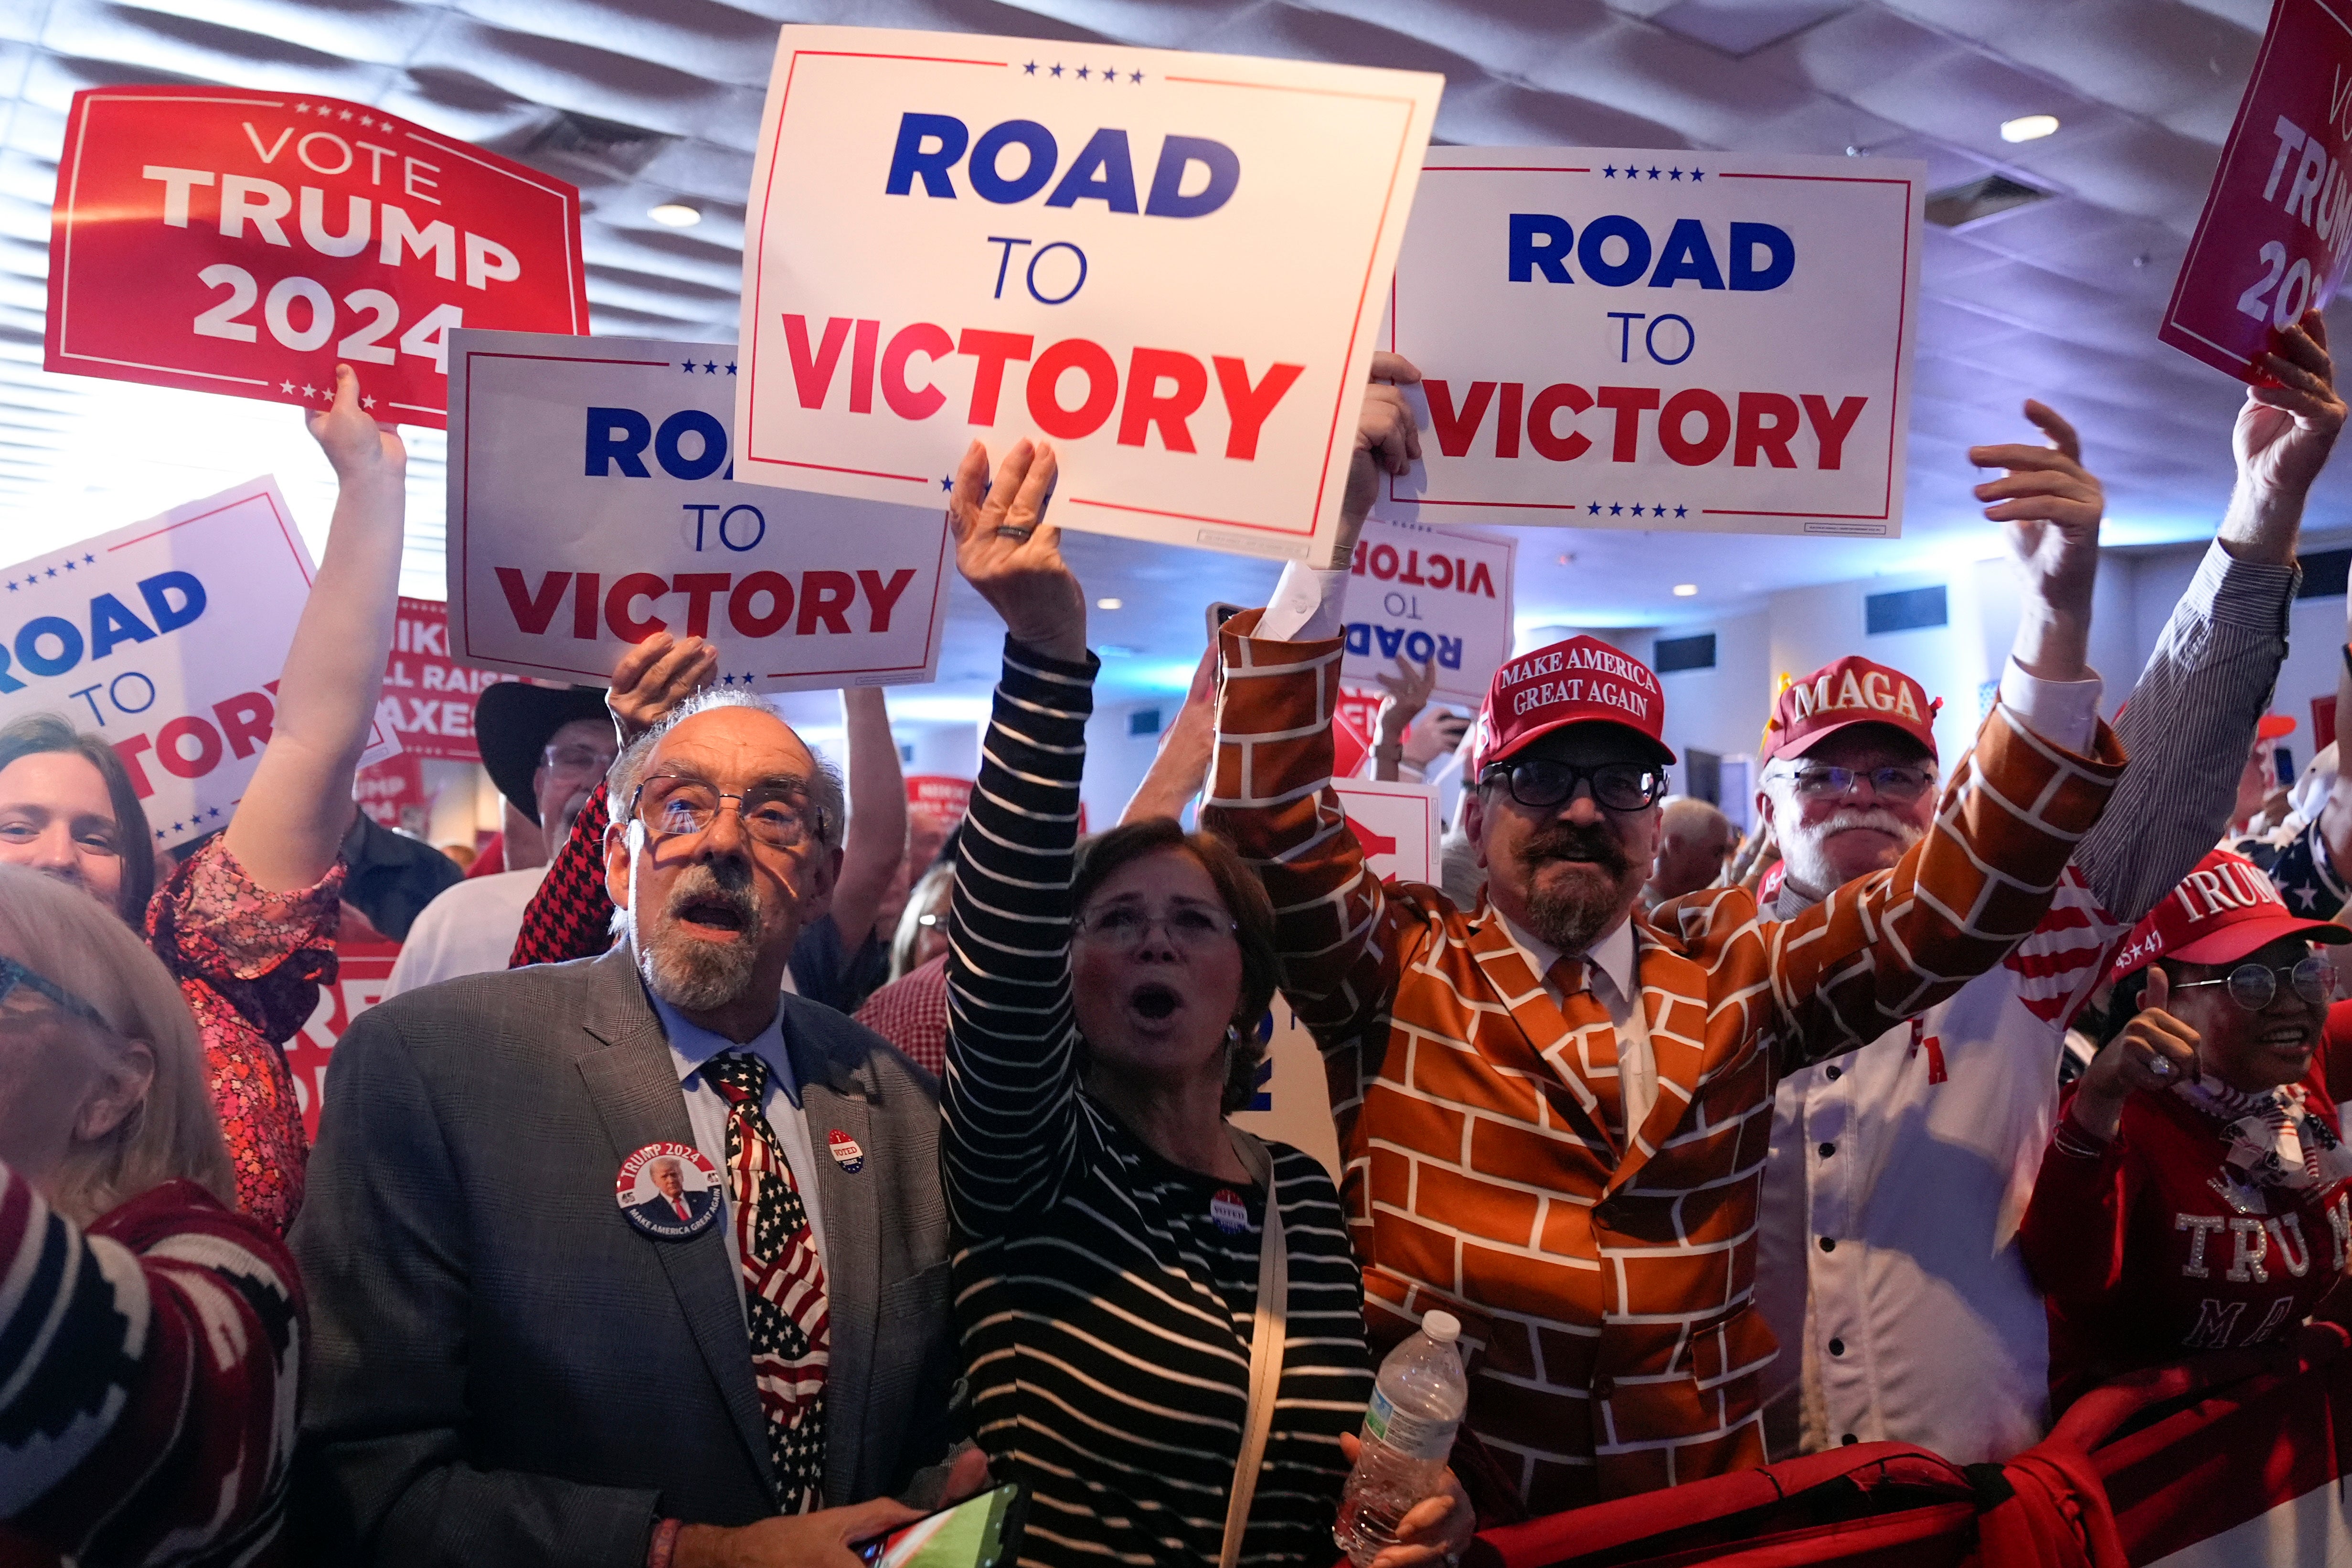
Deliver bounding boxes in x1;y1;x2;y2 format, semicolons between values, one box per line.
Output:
522;111;674;182
1924;173;2049;229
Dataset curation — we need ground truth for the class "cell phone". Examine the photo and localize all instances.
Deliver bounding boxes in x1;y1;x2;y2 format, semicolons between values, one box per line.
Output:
858;1483;1028;1568
1206;601;1247;641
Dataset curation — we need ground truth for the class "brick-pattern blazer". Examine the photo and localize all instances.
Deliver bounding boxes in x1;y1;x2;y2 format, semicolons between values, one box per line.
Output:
1200;613;2124;1514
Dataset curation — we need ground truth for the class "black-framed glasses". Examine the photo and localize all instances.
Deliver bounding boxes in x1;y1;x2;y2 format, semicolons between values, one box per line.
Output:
1479;757;1665;813
1074;902;1237;949
1788;765;1934;803
0;956;110;1030
628;773;828;851
2172;955;2337;1011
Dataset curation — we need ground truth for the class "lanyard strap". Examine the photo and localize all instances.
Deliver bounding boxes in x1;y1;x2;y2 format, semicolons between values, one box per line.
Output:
1221;1129;1287;1568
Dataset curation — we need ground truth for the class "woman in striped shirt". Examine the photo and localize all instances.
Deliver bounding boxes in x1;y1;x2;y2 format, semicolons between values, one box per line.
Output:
940;437;1471;1568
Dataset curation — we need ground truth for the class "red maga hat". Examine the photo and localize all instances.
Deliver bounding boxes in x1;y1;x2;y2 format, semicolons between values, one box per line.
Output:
2258;713;2298;740
1476;634;1674;771
2107;849;2352;983
1761;655;1942;767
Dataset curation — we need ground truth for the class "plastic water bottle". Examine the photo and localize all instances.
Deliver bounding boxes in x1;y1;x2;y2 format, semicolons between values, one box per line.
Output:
1334;1311;1468;1565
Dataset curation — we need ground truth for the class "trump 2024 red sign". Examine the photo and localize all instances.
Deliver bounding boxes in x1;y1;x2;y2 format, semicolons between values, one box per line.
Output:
2161;0;2352;381
46;87;588;427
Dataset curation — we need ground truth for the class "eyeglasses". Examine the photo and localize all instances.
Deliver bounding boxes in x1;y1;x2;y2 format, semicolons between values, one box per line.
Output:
1074;902;1237;949
0;955;111;1030
2171;955;2338;1011
1788;765;1934;803
543;743;617;778
1479;758;1665;813
628;774;828;852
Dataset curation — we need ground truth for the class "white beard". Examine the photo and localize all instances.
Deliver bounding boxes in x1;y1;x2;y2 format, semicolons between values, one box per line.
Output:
1781;806;1925;898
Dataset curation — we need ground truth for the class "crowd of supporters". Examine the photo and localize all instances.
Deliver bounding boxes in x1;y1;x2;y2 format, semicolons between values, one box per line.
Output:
3;309;2351;1567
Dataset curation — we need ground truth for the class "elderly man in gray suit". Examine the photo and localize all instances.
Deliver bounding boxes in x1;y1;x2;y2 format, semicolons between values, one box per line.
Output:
294;686;964;1568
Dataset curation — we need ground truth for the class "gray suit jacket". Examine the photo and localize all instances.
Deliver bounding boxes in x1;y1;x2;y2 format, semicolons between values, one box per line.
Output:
291;946;955;1567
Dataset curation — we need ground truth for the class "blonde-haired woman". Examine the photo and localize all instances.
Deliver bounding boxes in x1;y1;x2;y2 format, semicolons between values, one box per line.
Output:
0;865;305;1567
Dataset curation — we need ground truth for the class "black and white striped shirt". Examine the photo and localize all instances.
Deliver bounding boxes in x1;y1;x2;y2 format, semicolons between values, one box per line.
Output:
944;639;1372;1568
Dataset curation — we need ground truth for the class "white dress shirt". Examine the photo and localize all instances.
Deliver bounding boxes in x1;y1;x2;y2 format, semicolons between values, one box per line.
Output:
1492;908;1656;1138
382;867;547;998
649;988;831;1308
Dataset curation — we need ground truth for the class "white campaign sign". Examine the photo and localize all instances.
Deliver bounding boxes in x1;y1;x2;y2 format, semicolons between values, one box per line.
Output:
1386;147;1925;538
446;329;952;692
1332;777;1441;885
0;477;394;850
734;26;1441;565
1341;515;1515;705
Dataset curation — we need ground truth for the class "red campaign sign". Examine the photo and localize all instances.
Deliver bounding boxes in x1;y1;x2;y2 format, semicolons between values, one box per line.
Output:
1333;689;1383;780
906;774;973;827
353;751;426;832
2160;0;2352;381
377;596;492;761
46;87;587;427
286;936;402;1141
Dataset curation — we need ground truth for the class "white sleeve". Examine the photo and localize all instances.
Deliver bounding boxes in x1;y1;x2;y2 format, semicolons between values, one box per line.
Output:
1256;561;1352;642
1997;657;2103;754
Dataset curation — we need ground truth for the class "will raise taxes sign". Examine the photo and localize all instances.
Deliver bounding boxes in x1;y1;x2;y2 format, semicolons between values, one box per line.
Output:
735;27;1441;565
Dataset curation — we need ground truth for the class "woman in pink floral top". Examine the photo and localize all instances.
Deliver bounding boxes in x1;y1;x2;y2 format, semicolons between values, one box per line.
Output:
0;366;407;1231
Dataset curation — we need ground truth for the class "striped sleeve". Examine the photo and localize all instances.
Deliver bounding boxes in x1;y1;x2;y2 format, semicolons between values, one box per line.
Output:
1768;700;2126;1065
2073;539;2298;928
942;637;1100;1225
0;1167;303;1565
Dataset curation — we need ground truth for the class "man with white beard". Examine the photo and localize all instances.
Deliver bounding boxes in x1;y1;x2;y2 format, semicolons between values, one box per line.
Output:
295;687;967;1565
1754;323;2345;1465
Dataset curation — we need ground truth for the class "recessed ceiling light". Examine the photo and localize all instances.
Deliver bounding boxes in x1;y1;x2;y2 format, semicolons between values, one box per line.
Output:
1672;583;1698;597
2000;115;2060;144
1096;597;1123;610
649;202;702;227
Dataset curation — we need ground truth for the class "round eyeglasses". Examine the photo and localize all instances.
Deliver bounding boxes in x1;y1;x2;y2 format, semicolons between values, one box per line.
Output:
1479;757;1665;813
2170;954;2337;1011
628;774;828;851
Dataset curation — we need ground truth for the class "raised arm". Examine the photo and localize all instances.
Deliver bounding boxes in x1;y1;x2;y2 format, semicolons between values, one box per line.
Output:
222;366;403;892
823;686;907;960
1118;646;1217;825
940;439;1102;1224
2081;319;2338;927
1767;402;2125;1062
508;634;716;969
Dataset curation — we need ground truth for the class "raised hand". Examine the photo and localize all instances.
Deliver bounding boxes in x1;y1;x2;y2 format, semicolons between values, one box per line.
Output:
948;437;1087;663
304;363;404;483
1374;654;1437;744
1972;401;2101;682
1337;351;1424;564
2240;310;2347;500
608;631;719;745
2075;966;2201;1141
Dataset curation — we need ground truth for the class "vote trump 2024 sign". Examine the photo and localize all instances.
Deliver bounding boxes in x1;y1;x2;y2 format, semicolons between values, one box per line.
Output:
2160;0;2352;382
734;27;1442;565
1385;147;1925;538
0;477;394;850
447;329;953;693
46;87;587;426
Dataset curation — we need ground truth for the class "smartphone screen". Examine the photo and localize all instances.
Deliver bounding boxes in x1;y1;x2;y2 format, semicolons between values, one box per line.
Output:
1206;601;1245;641
860;1484;1027;1568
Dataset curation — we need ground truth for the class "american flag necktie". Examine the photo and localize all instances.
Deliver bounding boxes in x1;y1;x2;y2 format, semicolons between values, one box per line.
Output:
703;1051;830;1510
1548;956;1624;1142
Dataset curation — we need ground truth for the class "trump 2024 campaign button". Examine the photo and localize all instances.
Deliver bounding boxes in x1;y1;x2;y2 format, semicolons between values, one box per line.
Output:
617;1142;723;1240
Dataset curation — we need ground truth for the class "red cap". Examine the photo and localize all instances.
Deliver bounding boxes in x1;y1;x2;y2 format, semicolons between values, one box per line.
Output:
2107;849;2352;982
1761;655;1941;766
1476;635;1673;771
2258;713;2298;740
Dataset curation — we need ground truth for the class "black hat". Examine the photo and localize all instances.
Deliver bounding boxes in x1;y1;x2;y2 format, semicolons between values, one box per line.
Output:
475;683;612;825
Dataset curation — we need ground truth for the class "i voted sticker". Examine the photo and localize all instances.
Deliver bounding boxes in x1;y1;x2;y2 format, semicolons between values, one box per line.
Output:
617;1142;723;1240
1210;1188;1249;1234
828;1129;865;1173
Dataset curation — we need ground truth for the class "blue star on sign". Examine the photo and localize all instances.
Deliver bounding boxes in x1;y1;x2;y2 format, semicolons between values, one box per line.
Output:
727;363;737;375
1669;168;1683;180
1024;61;1037;74
1608;503;1624;516
1050;63;1063;76
1648;166;1662;179
681;362;696;373
1588;502;1602;515
61;560;74;571
1075;65;1089;79
1691;170;1705;182
1674;505;1688;518
82;555;93;565
706;361;720;373
941;476;954;490
1130;70;1144;83
1603;165;1618;178
1103;66;1117;83
44;568;55;578
4;581;16;591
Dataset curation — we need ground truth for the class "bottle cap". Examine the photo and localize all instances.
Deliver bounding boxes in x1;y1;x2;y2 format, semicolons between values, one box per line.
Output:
1422;1310;1461;1344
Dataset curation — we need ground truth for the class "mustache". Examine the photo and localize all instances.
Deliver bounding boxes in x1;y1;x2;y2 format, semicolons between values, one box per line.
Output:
1519;821;1633;878
1799;806;1924;848
663;860;760;930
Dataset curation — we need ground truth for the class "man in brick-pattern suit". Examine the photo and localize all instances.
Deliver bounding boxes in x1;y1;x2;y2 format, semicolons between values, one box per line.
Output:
1201;358;2126;1515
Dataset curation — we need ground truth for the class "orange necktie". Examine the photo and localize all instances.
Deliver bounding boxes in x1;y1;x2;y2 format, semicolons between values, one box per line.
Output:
1548;956;1624;1141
